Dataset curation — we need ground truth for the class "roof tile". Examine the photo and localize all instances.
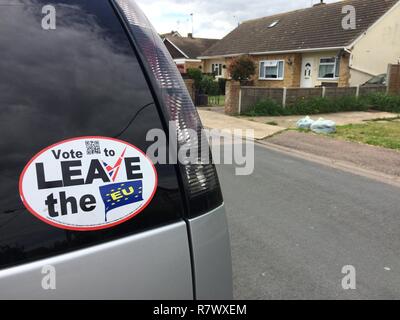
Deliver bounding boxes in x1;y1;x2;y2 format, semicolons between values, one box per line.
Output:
202;0;398;57
165;36;219;59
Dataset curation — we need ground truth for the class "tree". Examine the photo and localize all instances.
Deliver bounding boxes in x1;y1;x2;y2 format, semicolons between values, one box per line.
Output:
228;56;256;81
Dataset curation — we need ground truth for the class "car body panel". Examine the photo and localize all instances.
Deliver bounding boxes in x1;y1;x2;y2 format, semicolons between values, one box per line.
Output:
189;205;233;300
0;222;193;300
0;0;232;300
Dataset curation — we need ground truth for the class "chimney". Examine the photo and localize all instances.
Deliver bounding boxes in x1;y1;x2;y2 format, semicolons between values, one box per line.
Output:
313;0;325;7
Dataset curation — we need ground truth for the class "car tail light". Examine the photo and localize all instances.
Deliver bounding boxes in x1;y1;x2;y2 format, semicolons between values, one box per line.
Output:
112;0;223;217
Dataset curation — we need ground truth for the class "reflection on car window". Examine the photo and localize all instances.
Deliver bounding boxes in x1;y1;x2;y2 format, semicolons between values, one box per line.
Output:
0;0;183;270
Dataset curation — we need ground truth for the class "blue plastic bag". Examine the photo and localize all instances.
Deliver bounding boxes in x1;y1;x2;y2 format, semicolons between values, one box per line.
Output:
310;118;336;134
296;116;315;129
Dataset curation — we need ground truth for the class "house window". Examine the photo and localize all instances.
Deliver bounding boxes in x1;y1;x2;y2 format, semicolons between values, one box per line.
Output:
318;57;340;79
212;63;222;76
259;60;284;80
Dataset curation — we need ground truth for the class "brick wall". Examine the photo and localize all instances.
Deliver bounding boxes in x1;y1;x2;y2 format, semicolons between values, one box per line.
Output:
203;51;353;88
184;78;195;102
202;58;230;78
223;64;398;115
338;52;351;87
387;64;400;95
225;80;241;115
251;53;302;88
291;54;302;88
185;61;202;73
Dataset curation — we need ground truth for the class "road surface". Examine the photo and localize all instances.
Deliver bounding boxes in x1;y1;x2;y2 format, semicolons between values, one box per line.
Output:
217;144;400;299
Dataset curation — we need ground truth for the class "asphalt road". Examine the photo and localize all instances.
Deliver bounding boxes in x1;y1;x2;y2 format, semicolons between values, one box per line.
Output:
217;144;400;300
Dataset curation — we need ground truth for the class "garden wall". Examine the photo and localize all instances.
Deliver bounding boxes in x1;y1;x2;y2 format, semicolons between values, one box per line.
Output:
224;64;400;115
183;78;195;102
235;85;389;115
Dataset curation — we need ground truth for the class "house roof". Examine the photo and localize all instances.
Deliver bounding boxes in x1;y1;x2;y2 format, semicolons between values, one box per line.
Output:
160;31;182;38
164;36;219;59
201;0;399;58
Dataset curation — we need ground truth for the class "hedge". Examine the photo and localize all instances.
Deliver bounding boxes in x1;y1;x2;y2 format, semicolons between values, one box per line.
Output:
243;93;400;116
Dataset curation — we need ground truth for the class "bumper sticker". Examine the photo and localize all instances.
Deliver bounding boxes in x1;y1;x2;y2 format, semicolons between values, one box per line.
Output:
19;136;158;231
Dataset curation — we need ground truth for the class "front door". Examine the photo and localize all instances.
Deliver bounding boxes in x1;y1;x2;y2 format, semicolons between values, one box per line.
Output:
301;58;314;88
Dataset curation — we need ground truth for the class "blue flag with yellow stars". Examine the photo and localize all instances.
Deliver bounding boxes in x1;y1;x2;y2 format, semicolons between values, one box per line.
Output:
99;181;144;222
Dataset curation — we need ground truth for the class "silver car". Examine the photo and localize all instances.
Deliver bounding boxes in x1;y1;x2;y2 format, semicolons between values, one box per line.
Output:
0;0;232;300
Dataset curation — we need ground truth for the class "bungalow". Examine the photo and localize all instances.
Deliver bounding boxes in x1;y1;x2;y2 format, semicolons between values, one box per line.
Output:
162;33;219;74
199;0;400;88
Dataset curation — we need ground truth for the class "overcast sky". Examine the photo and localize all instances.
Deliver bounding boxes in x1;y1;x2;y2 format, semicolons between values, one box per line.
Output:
136;0;341;39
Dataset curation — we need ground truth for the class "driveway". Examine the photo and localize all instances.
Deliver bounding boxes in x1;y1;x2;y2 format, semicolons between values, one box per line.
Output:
217;144;400;299
198;109;285;139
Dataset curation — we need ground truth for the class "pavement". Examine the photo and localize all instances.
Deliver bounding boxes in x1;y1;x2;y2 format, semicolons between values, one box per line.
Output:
199;107;398;139
198;109;285;140
217;144;400;300
239;111;398;129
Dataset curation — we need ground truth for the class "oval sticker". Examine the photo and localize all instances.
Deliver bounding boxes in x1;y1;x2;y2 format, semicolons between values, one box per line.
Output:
19;137;157;231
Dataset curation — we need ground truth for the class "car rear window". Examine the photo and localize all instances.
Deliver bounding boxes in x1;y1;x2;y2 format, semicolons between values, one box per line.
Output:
0;0;184;270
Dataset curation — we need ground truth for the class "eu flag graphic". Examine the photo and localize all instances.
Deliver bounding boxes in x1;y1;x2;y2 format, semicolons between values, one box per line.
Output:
99;181;144;222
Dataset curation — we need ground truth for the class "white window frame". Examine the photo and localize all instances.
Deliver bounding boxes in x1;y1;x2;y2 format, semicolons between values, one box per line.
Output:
318;57;340;80
259;60;285;80
212;63;222;77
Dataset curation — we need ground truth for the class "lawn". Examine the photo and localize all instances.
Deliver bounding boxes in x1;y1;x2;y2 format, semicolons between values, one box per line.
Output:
208;95;225;106
332;120;400;150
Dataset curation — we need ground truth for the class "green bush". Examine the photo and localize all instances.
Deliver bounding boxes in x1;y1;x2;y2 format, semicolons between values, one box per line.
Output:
360;93;400;113
242;93;400;117
243;99;288;116
200;75;220;95
187;68;203;89
289;96;367;115
228;56;256;81
187;68;221;96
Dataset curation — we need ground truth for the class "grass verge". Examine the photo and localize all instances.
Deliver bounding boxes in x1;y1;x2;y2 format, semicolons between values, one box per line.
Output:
332;121;400;150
